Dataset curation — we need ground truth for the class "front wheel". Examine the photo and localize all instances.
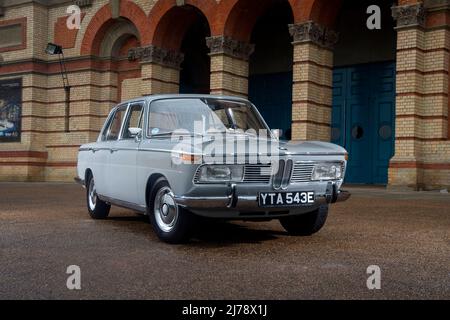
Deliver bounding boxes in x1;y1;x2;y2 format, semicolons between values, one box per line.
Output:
279;205;329;236
86;174;110;219
148;179;195;244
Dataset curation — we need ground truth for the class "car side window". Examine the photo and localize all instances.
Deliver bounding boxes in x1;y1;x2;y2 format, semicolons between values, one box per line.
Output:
122;103;143;139
105;105;127;141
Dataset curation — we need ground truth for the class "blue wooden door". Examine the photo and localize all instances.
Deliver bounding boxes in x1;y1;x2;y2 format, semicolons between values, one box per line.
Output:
249;72;293;138
332;62;395;184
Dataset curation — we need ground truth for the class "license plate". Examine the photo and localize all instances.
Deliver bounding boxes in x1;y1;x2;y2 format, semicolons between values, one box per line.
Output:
258;191;315;207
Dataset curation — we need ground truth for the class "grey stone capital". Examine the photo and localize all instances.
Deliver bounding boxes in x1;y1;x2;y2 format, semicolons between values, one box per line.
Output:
206;36;255;61
392;3;426;29
128;45;184;69
289;21;338;49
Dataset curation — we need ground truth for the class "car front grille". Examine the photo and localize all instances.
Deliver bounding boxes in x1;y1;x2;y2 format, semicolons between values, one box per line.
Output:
290;162;316;183
194;162;345;185
193;164;273;184
243;164;272;184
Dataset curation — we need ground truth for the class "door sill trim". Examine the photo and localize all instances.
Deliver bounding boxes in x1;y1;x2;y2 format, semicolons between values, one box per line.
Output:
97;194;146;213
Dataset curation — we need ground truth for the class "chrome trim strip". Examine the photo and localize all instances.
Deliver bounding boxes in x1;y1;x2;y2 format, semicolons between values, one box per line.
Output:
111;147;139;152
281;159;293;190
138;148;202;155
293;160;345;164
79;147;112;152
272;159;284;190
284;152;347;156
97;194;147;213
80;146;347;158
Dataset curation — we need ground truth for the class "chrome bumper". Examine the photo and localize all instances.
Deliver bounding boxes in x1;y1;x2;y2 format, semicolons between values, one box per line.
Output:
175;182;351;210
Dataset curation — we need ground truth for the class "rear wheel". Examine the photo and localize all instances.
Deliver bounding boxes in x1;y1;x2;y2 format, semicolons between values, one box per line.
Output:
148;179;195;244
86;174;110;219
279;205;329;236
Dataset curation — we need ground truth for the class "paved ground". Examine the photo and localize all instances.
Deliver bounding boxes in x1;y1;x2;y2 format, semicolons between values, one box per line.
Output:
0;182;449;300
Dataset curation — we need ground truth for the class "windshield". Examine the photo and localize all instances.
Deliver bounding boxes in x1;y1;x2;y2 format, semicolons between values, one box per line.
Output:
147;98;270;136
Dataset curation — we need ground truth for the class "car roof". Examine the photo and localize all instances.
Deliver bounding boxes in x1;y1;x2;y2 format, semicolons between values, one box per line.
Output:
122;94;251;105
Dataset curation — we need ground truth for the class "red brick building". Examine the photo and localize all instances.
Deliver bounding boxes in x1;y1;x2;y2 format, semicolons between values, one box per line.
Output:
0;0;449;189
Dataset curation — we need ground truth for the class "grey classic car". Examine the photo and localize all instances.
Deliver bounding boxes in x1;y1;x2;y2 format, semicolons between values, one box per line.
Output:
76;94;350;243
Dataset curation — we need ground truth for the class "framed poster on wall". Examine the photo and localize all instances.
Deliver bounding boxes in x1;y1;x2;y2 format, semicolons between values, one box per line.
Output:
0;78;22;142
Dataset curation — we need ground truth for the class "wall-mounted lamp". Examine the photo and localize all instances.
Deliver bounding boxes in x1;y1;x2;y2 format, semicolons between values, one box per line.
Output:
45;43;71;132
45;43;63;55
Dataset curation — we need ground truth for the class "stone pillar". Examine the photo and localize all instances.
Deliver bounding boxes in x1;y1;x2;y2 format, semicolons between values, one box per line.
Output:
128;45;184;95
389;1;450;190
206;36;254;98
289;22;337;141
389;3;432;189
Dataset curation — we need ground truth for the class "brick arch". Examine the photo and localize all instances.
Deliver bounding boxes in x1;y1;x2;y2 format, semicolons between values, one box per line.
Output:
80;1;150;55
147;0;216;50
289;0;343;27
214;0;295;42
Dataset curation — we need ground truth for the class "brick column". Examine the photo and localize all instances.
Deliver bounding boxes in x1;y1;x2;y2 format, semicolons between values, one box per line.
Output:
206;36;254;98
289;22;337;141
389;4;428;189
128;45;184;95
389;0;450;190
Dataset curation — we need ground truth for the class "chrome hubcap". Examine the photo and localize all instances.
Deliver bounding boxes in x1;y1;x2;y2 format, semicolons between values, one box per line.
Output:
88;178;97;210
154;186;178;233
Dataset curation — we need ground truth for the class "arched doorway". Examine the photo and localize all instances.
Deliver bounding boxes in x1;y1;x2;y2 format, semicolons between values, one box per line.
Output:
95;18;142;101
248;1;294;140
151;5;211;94
331;0;397;184
179;11;211;94
81;13;144;103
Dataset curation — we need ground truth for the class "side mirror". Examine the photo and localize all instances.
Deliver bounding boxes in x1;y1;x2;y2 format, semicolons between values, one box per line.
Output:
128;127;142;141
271;129;282;140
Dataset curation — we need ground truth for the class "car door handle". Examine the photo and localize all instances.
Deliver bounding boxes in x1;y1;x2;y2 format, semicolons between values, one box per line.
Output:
110;148;118;153
89;148;98;153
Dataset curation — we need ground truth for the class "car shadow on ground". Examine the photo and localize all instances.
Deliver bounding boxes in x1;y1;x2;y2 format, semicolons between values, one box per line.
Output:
104;211;287;246
105;215;148;222
190;221;286;246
